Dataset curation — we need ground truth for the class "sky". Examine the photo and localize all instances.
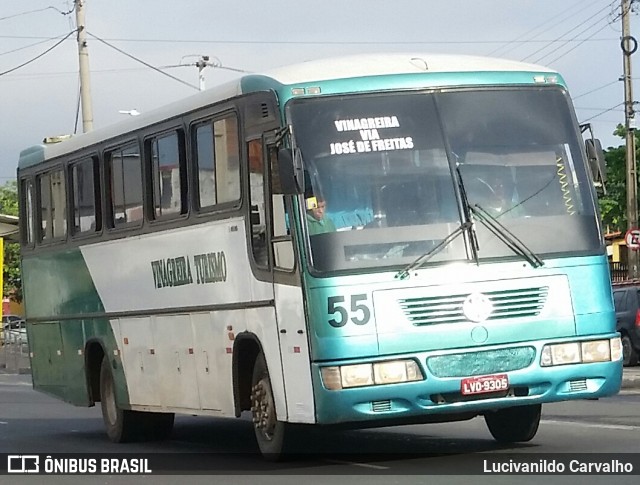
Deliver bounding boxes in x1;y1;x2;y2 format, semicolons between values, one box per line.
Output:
0;0;639;185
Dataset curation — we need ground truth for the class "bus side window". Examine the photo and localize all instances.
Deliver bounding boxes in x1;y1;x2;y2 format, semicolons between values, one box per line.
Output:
71;157;100;234
194;114;241;211
37;169;67;242
248;138;267;267
21;179;35;245
149;131;185;218
107;144;143;228
37;173;51;241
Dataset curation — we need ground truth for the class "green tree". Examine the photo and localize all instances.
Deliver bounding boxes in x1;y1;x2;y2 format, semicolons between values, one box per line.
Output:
599;125;640;233
0;181;21;302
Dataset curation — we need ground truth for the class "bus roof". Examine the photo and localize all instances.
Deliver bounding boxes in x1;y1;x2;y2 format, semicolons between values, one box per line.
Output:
18;53;557;170
259;52;555;84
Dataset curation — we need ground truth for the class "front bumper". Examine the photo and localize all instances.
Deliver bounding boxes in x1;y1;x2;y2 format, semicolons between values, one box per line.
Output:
311;335;623;425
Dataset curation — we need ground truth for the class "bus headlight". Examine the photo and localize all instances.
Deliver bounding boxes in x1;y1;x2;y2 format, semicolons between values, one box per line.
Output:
581;340;611;363
610;336;623;361
541;338;621;366
547;342;581;366
320;359;423;390
341;364;374;388
374;360;422;384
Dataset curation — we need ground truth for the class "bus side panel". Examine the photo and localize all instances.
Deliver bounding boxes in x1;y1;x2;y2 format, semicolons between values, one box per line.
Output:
60;319;92;406
274;283;315;423
113;307;287;417
191;311;228;412
115;317;161;408
22;248;108;404
29;321;65;399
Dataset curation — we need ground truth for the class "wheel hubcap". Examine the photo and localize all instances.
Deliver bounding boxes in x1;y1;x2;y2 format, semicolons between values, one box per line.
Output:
250;378;276;441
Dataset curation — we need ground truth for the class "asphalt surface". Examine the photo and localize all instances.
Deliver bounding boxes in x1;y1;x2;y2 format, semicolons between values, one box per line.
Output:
621;365;640;389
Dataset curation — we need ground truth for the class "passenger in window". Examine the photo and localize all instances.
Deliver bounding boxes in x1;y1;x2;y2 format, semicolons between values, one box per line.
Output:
306;196;336;235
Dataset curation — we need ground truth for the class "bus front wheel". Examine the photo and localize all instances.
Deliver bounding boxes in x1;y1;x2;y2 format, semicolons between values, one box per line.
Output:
484;404;541;443
250;352;293;459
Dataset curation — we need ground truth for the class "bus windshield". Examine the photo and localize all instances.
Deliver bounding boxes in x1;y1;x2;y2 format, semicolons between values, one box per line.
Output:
289;88;601;273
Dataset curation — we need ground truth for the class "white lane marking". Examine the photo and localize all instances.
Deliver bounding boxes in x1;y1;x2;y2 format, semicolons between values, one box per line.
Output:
0;422;7;425
323;459;389;470
542;419;640;431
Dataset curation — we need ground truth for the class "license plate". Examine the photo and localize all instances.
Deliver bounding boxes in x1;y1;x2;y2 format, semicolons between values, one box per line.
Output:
460;374;509;395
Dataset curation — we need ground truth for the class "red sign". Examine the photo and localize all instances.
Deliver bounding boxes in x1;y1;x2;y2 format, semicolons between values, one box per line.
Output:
625;229;640;250
460;374;509;395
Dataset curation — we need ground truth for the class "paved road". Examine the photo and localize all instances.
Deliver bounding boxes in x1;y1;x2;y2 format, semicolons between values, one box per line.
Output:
621;366;640;388
0;373;639;484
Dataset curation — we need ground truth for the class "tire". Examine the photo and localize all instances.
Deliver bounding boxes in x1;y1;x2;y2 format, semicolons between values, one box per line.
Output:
250;352;294;460
484;404;541;443
100;356;137;442
621;334;639;367
99;357;175;442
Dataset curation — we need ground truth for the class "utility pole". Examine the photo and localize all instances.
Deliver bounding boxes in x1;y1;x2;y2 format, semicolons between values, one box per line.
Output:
75;0;94;132
622;0;638;278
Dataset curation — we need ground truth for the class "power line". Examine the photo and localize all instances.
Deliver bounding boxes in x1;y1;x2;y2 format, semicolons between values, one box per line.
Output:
0;34;621;45
0;63;244;80
521;1;617;62
575;106;624;112
0;5;74;23
573;80;621;100
542;21;614;65
0;30;76;77
0;34;70;57
580;102;625;123
487;0;601;57
86;32;199;91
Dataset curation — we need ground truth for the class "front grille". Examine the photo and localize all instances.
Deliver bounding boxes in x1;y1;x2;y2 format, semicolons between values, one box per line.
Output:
569;379;588;392
371;400;392;412
399;286;549;326
427;346;536;377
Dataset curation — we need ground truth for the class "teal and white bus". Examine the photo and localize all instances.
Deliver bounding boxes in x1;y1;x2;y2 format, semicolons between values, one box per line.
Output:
17;53;622;458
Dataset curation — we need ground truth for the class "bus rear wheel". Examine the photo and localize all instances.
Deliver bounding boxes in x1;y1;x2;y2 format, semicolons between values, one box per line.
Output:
250;352;294;460
99;357;174;442
100;356;137;442
484;404;541;443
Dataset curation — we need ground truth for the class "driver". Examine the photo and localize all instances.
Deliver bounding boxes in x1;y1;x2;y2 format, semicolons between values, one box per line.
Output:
306;195;337;235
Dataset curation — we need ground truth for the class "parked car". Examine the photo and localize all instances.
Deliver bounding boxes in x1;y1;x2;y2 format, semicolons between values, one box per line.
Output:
1;314;22;325
612;285;640;366
0;315;22;345
0;319;27;346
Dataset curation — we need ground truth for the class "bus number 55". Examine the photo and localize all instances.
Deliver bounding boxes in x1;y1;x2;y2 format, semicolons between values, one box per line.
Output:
327;294;371;327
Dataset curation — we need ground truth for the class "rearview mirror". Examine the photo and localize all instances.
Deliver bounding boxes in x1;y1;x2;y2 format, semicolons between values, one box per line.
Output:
277;148;302;195
585;138;606;187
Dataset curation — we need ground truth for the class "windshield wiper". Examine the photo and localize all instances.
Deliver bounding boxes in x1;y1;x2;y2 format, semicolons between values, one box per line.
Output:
395;221;473;280
471;203;544;268
395;166;480;280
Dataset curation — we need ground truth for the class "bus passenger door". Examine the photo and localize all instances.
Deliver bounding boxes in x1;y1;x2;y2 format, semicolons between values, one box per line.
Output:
266;141;315;424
